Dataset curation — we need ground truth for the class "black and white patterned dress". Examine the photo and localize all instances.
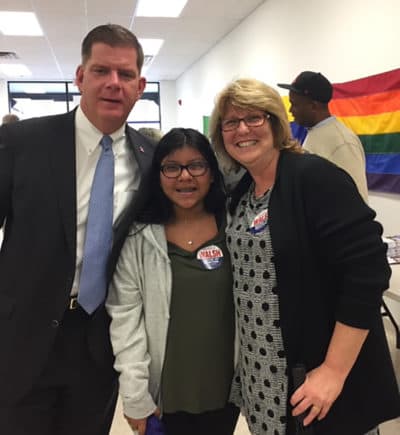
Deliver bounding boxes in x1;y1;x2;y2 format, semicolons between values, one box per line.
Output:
227;186;288;435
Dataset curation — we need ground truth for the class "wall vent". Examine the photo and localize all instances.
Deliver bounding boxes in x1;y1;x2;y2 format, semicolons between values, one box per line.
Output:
0;51;19;60
143;55;154;66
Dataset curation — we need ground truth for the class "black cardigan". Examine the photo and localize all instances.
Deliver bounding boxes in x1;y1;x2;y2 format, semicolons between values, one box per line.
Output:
230;150;400;434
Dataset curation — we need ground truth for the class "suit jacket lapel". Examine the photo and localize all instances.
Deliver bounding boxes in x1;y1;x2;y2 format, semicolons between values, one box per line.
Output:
125;126;155;172
113;127;155;230
48;111;77;259
108;127;156;282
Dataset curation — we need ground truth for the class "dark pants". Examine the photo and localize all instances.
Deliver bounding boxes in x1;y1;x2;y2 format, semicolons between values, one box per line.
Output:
162;403;240;435
0;306;118;435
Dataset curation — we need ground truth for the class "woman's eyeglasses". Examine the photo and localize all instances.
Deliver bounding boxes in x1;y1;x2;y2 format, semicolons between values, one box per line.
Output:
160;161;209;178
221;113;271;132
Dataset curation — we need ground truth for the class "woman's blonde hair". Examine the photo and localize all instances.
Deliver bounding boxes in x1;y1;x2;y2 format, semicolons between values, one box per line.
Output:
209;78;302;173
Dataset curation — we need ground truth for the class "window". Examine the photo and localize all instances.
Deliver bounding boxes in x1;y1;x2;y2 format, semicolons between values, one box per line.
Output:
7;81;161;129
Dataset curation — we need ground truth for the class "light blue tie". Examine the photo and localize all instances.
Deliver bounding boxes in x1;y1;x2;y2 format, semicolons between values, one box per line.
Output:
78;135;114;314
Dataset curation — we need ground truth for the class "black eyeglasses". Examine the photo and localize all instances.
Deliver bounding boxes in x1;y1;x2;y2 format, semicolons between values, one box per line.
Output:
160;161;209;178
221;113;271;132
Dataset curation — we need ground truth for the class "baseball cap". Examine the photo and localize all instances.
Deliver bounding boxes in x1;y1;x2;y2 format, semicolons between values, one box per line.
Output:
277;71;333;103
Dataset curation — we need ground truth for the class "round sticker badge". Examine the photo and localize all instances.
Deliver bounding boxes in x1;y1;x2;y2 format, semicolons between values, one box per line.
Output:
196;245;224;270
248;208;269;234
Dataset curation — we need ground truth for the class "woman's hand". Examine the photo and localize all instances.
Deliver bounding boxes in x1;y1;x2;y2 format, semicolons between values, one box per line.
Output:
125;415;147;435
124;408;161;435
290;362;346;426
291;322;369;426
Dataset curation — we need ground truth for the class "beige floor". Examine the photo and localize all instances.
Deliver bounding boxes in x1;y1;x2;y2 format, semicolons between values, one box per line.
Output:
110;318;400;435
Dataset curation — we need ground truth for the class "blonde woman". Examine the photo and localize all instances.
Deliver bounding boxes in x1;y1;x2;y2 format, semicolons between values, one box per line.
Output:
209;78;400;435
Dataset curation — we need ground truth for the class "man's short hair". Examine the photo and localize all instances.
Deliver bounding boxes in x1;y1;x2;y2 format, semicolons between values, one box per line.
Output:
81;24;144;71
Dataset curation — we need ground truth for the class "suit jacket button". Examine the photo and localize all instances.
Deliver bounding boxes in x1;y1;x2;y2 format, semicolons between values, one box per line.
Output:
51;319;60;328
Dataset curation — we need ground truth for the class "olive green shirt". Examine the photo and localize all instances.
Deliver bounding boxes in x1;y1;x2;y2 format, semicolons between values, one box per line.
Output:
161;224;235;413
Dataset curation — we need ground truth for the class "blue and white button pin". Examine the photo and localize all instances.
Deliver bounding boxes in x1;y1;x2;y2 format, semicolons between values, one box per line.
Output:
248;208;269;234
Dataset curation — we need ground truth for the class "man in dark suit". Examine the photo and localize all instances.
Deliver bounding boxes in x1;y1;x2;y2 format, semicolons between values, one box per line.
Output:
0;24;156;435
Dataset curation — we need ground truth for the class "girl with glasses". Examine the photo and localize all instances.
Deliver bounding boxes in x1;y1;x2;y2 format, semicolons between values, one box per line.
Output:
106;128;239;435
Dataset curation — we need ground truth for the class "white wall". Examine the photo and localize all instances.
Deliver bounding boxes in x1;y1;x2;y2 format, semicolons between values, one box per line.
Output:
159;80;177;134
175;0;400;319
369;193;400;236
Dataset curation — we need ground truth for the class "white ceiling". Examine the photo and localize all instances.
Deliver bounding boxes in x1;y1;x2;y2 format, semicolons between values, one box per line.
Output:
0;0;265;82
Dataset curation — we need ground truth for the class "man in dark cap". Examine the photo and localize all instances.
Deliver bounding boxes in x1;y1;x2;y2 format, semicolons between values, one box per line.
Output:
278;71;368;202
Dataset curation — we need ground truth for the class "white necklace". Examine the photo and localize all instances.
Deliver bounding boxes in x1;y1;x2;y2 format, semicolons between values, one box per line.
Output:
181;212;209;246
184;218;196;245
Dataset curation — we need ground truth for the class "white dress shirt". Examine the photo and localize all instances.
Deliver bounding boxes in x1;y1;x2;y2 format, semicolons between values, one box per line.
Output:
71;106;140;296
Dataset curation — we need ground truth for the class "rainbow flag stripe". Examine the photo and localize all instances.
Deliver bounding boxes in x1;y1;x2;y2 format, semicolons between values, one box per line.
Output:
331;69;400;193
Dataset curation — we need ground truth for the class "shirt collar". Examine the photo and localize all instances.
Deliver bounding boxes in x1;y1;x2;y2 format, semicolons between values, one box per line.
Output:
308;115;335;131
76;106;126;154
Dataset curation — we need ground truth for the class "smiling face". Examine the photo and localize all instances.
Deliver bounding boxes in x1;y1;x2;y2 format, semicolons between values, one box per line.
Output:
160;145;213;215
75;42;146;134
221;104;279;173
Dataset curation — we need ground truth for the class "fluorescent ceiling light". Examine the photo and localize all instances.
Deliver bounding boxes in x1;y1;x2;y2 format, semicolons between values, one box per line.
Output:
139;39;164;56
136;0;188;17
0;11;43;36
0;64;32;77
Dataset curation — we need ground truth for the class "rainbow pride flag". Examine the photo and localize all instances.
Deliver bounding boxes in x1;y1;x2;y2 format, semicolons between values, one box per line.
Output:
332;69;400;194
283;68;400;194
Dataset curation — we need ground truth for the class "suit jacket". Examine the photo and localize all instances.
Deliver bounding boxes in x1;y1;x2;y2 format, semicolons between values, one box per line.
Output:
0;110;156;405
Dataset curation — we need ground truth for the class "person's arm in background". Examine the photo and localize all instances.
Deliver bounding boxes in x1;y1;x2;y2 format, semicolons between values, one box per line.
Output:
329;140;369;203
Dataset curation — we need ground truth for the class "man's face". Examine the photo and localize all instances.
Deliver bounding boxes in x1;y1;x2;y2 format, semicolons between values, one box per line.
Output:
289;91;316;128
75;42;146;134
